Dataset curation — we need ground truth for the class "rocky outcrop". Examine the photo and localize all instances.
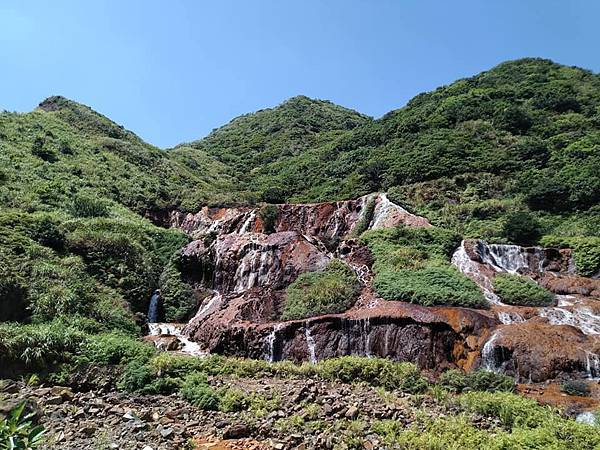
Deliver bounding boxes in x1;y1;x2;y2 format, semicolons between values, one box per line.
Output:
169;193;431;241
159;196;600;383
164;194;491;374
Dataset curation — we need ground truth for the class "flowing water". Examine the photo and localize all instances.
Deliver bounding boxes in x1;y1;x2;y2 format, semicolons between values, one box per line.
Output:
497;311;525;325
147;323;205;356
147;290;160;323
481;330;503;372
451;241;501;304
305;326;318;364
265;323;284;363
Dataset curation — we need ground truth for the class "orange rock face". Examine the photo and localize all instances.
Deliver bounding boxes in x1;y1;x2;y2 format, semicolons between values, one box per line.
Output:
163;195;600;383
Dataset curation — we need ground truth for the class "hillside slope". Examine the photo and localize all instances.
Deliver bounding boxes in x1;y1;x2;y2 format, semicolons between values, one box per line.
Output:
184;58;600;246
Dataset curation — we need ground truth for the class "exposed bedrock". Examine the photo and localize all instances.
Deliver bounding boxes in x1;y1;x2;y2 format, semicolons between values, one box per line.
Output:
163;195;600;383
183;295;495;372
169;193;431;241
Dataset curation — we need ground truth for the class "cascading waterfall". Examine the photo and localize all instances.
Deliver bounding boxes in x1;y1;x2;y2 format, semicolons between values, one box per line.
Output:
585;351;600;379
539;306;600;336
265;323;284;363
363;318;372;357
147;290;160;323
497;311;525;325
478;242;534;274
305;326;317;364
451;241;501;304
147;323;205;356
481;330;503;372
238;210;257;234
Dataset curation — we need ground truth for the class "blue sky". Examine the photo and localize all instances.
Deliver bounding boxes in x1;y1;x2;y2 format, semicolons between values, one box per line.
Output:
1;0;598;148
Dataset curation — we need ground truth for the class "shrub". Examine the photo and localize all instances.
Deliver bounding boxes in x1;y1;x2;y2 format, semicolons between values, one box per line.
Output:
117;359;154;393
501;210;542;245
439;369;515;393
159;254;197;322
493;274;554;306
219;388;249;412
70;192;110;218
258;204;278;234
282;259;359;320
316;356;428;393
77;333;155;366
0;402;45;449
0;321;87;371
374;266;487;308
560;380;590;397
360;227;487;308
457;391;555;429
180;372;220;410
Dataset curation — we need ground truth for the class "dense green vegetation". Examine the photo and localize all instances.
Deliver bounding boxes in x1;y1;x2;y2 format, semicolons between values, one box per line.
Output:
282;259;359;320
493;274;555;306
182;58;600;274
360;226;487;308
374;393;600;449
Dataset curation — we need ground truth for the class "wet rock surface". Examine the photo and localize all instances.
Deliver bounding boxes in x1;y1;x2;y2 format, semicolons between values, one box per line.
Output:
161;195;600;384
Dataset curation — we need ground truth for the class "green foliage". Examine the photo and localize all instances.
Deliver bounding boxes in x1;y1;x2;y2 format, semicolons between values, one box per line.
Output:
219;388;250;412
439;369;515;393
361;227;487;308
541;235;600;277
0;402;45;449
0;320;87;371
282;259;359;320
159;252;196;322
180;372;220;410
316;356;428;393
501;210;542;245
258;204;278;233
77;333;155;366
457;391;555;429
560;380;591;397
493;274;554;306
69;191;110;218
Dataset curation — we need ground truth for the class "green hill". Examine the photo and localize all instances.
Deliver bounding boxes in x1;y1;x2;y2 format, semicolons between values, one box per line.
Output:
1;57;599;372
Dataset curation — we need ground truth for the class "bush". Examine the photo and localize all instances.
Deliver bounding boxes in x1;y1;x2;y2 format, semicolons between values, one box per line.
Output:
457;391;555;429
70;192;110;218
0;321;87;371
77;333;155;366
374;266;487;308
493;274;554;306
258;204;278;234
439;369;515;393
360;227;487;308
159;254;196;322
219;388;250;412
560;380;590;397
117;359;154;393
501;210;542;245
282;259;359;320
316;356;428;393
180;372;220;410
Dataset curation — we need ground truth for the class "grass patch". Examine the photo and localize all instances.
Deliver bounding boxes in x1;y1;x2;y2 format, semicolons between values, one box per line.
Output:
282;259;359;320
360;226;487;308
493;274;554;306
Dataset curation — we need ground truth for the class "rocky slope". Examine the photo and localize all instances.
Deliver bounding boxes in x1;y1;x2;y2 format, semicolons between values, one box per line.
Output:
147;194;600;384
